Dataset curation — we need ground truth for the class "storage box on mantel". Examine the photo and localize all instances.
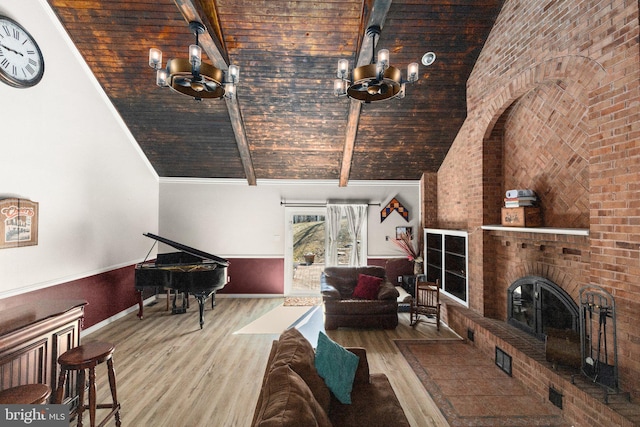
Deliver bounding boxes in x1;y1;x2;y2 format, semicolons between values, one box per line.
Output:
501;207;542;227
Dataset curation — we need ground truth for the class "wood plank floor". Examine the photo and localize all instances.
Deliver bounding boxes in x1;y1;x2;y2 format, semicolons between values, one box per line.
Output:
81;297;458;427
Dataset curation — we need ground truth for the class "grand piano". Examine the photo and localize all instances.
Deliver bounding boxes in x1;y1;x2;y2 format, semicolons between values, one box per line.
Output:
134;233;229;329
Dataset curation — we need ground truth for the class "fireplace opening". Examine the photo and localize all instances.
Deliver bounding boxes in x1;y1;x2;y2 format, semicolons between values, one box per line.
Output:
507;276;579;340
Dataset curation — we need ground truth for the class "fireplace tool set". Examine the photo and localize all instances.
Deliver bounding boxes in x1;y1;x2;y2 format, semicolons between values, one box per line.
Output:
579;285;619;393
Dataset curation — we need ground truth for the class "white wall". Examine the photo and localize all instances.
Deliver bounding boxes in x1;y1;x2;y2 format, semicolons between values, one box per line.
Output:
0;0;419;301
0;0;159;297
159;179;420;258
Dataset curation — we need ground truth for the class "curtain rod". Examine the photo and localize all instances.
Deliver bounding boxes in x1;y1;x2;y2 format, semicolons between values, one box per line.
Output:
280;200;381;207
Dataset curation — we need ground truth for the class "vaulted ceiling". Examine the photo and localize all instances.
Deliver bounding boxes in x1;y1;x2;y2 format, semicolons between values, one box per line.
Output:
47;0;504;185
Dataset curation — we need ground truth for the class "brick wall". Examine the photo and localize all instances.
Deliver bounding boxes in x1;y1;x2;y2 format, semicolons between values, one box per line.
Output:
420;172;438;229
431;0;640;404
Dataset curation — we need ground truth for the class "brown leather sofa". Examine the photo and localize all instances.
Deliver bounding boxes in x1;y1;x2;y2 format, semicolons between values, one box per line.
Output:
321;266;399;330
251;328;410;426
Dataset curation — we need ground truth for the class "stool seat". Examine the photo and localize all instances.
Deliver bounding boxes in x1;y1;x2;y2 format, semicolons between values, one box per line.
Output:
56;341;121;427
0;384;51;404
58;341;115;370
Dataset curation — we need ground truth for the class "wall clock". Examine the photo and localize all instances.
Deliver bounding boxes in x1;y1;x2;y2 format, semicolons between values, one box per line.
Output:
0;15;44;88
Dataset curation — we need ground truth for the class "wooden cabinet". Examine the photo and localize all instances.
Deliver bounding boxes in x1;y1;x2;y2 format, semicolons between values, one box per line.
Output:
424;229;468;306
0;300;86;405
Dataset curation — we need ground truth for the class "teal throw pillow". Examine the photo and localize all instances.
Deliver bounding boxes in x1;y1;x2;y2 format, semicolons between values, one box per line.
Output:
314;331;359;404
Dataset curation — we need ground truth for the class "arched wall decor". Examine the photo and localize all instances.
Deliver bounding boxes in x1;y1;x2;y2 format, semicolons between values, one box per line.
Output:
380;197;409;223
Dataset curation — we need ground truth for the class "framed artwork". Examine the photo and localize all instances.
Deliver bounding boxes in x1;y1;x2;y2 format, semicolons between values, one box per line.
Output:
0;198;39;249
396;226;413;240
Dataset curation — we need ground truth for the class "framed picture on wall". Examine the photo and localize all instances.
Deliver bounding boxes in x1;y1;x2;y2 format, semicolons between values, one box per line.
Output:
0;198;39;249
396;226;413;240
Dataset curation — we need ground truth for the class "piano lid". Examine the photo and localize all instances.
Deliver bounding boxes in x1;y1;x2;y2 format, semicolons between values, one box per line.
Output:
143;233;229;267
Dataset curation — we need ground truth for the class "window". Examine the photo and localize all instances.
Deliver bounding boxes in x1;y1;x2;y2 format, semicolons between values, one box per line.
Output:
424;228;468;306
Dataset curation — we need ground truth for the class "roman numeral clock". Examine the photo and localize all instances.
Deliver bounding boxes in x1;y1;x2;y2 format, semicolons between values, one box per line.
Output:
0;15;44;88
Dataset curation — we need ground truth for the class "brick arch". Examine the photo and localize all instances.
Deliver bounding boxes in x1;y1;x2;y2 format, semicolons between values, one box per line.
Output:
480;55;607;140
478;55;605;317
503;262;582;302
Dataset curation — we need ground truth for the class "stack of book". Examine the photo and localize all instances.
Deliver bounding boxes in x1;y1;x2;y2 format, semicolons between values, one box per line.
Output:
504;189;537;208
501;189;542;227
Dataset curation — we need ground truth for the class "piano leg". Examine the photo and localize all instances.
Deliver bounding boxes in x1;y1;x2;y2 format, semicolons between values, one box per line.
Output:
137;291;144;319
194;294;208;329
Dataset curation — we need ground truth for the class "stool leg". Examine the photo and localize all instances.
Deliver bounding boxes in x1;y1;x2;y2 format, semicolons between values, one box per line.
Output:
88;367;97;427
107;358;121;427
77;369;86;427
55;368;68;404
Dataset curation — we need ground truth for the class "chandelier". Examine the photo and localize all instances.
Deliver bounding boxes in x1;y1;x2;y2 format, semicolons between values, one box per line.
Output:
148;21;239;101
334;25;435;103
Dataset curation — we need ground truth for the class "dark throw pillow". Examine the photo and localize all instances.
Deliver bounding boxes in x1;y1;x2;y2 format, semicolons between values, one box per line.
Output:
352;274;383;300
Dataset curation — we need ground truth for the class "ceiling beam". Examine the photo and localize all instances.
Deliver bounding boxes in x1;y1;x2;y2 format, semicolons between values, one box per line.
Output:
174;0;257;185
338;0;392;187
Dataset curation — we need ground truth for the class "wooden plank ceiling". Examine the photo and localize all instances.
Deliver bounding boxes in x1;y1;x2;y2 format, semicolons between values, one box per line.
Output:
47;0;504;184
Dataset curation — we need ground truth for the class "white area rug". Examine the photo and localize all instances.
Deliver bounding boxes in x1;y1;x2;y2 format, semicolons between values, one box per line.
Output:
233;305;314;335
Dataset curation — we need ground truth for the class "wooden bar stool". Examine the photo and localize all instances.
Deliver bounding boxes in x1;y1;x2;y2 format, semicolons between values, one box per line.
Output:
55;341;121;427
0;384;51;404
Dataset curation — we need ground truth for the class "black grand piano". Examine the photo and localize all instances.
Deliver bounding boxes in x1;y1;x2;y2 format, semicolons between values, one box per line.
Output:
134;233;229;329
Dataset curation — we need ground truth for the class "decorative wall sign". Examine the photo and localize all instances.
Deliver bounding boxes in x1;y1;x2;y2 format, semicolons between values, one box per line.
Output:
380;197;409;222
0;198;39;249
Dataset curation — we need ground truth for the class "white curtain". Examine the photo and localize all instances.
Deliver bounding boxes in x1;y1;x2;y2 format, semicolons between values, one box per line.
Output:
345;204;367;266
326;204;342;266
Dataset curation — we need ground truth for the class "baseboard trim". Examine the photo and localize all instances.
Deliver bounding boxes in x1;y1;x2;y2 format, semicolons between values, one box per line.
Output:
83;294;284;335
83;296;155;336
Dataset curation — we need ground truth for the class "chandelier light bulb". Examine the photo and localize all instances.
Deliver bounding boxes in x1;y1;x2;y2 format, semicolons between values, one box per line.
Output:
337;59;349;79
189;44;202;68
225;82;236;99
407;62;419;83
156;68;168;87
334;78;346;96
377;49;389;69
228;65;240;83
149;48;162;70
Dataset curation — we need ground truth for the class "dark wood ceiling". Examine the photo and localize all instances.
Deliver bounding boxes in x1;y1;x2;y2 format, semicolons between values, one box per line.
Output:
47;0;504;185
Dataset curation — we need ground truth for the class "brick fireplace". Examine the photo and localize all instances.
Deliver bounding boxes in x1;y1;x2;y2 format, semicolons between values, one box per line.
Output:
483;231;590;323
419;1;639;425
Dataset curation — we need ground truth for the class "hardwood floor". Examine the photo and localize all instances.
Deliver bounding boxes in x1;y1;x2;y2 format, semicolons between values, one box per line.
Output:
81;297;458;427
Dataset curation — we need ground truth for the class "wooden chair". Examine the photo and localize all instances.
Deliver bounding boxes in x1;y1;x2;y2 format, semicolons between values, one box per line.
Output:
0;384;51;404
55;341;121;427
410;279;441;330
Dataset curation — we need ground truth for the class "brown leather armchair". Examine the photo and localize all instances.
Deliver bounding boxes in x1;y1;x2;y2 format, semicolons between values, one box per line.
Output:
321;266;399;330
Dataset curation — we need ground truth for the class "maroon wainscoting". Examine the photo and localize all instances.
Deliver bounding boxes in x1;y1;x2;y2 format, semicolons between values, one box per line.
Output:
0;265;139;329
0;257;403;330
367;258;387;268
221;258;285;294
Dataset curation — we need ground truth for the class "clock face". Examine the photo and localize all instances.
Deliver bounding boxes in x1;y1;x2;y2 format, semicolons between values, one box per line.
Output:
0;16;44;88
